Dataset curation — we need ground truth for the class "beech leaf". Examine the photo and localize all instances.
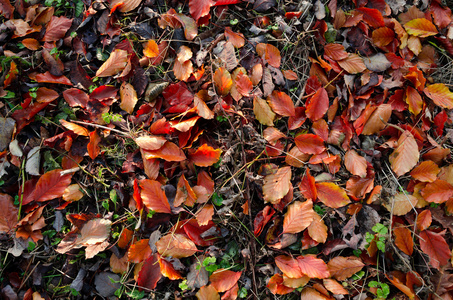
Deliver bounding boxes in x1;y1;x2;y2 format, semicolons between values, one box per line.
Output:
282;200;314;234
262;166;291;204
389;131;419;177
419;230;451;270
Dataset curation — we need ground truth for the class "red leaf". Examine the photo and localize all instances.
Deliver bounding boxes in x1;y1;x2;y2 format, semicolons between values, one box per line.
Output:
36;87;59;103
267;90;295;117
0;193;18;234
210;269;242;292
189;144;221;167
43;16;73;42
110;0;142;12
316;182;350;208
419;230;451;270
36;72;72;85
87;130;101;160
306;88;328;121
299;169;317;200
159;256;183;280
324;43;348;60
372;27;395;47
254;206;275;236
405;86;423;116
140;179;171;214
394;227;414;256
225;27;245;48
297;255;330;279
214;67;233;96
63;88;89;108
137;254;162;290
0;0;14;19
189;0;214;21
356;7;384;28
28;169;73;204
117;228;133;249
294;134;325;154
133;179;143;211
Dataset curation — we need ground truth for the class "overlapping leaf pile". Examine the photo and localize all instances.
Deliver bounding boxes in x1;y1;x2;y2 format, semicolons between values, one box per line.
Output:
1;0;453;299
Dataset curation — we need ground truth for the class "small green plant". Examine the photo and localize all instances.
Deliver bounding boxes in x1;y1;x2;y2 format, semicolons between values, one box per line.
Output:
365;223;388;252
179;279;189;291
211;192;223;206
102;112;124;124
216;115;229;123
27;241;36;252
368;281;390;299
197;256;218;273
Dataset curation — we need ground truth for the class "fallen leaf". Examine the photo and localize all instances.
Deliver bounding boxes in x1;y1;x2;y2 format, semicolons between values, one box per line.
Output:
384;193;417;216
306;88;329;121
253;96;275;126
424;83;453;109
135;135;167;151
210;269;242;292
28;169;73;204
294;134;325;154
389;131;419;177
410;160;440;182
327;256;365;281
196;285;220;300
267;90;295;117
96;49;128;77
394;227;414;256
87;130;101;160
128;239;152;263
282;200;314;234
417;210;432;231
189;144;221;167
262;166;291;204
338;54;366;74
372;27;395;47
419;230;451;270
0;193;18;234
120;82;138;114
421;179;453;203
143;40;159;58
297;255;330;279
156;233;198;258
323;278;348;295
316;182;350;208
214;67;232;96
308;213;328;243
256;43;281;68
136;254;162;290
344;150;367;178
140;179;171;214
404;18;438;37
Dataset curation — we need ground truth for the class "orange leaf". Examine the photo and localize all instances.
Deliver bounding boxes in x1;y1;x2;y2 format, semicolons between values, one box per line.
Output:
267;274;294;295
297;255;330;279
95;49;128;77
225;27;245;48
194;90;214;119
35;72;72;85
110;252;128;274
140;179;171;214
417;209;432;231
419;230;451;270
0;193;18;234
323;279;348;295
282;275;310;288
196;285;220;300
143;40;159;58
120;82;138;114
282;200;314;234
424;83;453;109
253;96;275;126
232;71;252;99
308;213;328;243
324;43;348;60
316;182;350;208
275;255;303;278
285;146;310;168
282;70;298;80
294;134;325;154
110;0;141;12
118;228;133;249
210;269;242;292
394;227;414;256
135;135;167;151
410;160;440;182
384;193;418;216
128;239;152;263
267;90;295;117
360;104;392;135
196;204;214;226
189;0;214;21
338;54;366;74
250;64;263;85
385;271;415;299
262;166;291;204
372;27;395;47
62;184;83;202
156;233;198;258
421;179;453;203
142;141;186;162
306;88;328;121
60;119;89;136
189;144;221;167
299;169;317;200
344;150;367;178
174;174;197;207
327;256;365;281
404;18;438;37
389;131;419;177
256;43;281;68
30;169;72;204
405;86;423;116
214;67;232;96
87;130;101;160
159;256;183;280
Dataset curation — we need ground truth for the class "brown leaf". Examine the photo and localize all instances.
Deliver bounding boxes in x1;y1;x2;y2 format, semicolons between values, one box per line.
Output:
327;256;365;281
128;239;152;263
29;169;73;204
416;210;432;231
267;91;295;117
140;179;171;214
210;269;242;292
262;166;291;204
344;150;367;178
196;285;220;300
384;193;418;216
256;43;281;68
96;49;128;77
389;131;419;177
0;193;18;234
419;230;451;270
421;179;453;203
43;16;72;42
410;160;440;182
120;82;138;113
253;96;275;126
156;233;198;258
308;213;328;243
316;182;350;208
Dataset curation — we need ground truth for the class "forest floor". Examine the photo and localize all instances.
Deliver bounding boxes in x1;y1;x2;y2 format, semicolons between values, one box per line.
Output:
1;0;453;299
